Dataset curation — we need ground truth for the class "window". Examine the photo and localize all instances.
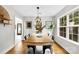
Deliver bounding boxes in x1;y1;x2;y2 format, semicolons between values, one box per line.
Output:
69;10;79;25
68;10;79;42
60;27;66;37
60;16;67;26
59;16;67;38
59;8;79;43
69;27;78;42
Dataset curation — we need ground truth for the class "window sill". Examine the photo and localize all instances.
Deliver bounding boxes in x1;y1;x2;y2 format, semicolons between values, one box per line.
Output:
57;35;79;46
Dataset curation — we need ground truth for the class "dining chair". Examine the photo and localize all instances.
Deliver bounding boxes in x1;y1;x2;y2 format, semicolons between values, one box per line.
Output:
27;33;36;54
24;35;27;40
28;45;36;54
44;48;51;54
43;45;51;54
35;46;43;54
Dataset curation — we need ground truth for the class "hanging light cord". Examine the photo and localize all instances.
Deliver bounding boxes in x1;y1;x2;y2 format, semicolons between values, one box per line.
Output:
37;7;39;16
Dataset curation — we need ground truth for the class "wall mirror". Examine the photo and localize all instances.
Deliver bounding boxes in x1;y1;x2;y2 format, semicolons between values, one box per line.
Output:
17;23;22;35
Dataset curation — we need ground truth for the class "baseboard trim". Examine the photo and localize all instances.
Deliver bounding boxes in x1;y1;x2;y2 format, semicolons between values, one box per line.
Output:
1;44;15;54
4;41;22;54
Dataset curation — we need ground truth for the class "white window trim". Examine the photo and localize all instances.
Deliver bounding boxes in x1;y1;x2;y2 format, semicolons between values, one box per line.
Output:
57;18;60;36
57;35;79;46
57;7;79;43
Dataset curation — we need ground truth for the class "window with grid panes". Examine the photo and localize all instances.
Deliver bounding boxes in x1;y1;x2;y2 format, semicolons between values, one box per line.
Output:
59;16;67;38
59;9;79;42
69;10;79;42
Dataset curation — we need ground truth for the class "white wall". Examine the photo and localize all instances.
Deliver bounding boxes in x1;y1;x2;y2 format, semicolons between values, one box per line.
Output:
0;5;22;53
55;36;79;54
23;16;53;36
15;17;23;44
54;5;79;54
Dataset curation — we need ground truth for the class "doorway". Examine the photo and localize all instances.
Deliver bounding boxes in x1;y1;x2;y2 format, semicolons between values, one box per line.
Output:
15;17;23;44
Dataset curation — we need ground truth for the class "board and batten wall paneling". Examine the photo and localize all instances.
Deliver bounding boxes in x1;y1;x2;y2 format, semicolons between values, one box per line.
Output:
54;5;79;54
0;5;23;53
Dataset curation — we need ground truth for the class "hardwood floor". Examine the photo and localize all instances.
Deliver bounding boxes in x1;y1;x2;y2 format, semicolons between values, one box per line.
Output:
6;40;68;54
7;41;29;54
53;41;69;54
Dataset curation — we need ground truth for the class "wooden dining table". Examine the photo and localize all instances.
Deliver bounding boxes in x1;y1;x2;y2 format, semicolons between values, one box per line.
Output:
23;32;53;53
24;32;53;46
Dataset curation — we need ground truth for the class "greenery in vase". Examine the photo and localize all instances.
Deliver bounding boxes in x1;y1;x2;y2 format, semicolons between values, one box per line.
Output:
49;24;53;29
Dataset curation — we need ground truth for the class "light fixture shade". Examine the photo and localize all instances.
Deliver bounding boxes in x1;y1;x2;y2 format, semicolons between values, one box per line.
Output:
35;7;43;33
35;16;41;21
35;16;42;32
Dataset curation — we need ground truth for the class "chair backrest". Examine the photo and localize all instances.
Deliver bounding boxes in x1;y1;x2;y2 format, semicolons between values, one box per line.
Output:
28;47;34;54
36;46;43;51
24;35;27;40
45;48;51;54
35;46;43;54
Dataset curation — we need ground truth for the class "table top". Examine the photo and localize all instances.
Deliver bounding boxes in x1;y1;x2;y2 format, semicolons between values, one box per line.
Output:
24;33;53;45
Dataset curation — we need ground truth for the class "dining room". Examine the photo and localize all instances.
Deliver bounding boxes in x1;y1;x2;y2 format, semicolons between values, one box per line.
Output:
0;5;79;54
5;5;68;54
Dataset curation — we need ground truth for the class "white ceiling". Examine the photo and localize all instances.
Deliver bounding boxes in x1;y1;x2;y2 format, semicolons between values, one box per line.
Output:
10;5;66;17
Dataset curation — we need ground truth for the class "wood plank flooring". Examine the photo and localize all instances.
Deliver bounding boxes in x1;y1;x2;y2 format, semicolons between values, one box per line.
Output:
53;41;69;54
7;41;29;54
6;40;68;54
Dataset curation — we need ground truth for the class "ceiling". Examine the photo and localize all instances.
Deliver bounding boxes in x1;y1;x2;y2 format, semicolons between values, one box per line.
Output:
10;5;66;17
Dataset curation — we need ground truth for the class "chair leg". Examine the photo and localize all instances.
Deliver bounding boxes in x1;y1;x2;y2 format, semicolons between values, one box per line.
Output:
33;46;35;54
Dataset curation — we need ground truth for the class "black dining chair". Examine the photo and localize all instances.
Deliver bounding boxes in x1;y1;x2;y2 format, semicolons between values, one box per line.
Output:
26;34;36;54
24;35;27;40
43;45;52;54
24;34;36;54
28;45;36;54
52;36;54;40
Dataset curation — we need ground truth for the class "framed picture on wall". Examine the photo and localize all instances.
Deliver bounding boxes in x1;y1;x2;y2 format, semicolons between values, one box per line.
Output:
26;21;32;29
45;21;53;29
17;23;22;35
